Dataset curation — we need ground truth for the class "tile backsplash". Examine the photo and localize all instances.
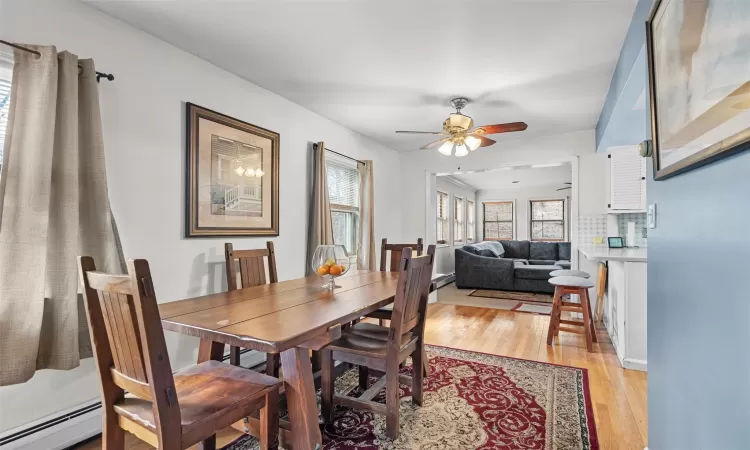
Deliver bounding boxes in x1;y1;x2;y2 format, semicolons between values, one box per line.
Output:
616;213;648;247
579;214;608;244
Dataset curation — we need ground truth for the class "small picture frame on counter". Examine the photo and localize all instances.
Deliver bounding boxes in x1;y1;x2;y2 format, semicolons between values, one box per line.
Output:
608;237;624;249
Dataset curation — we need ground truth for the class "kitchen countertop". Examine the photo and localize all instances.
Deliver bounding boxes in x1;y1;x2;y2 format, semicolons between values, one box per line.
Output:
579;245;647;262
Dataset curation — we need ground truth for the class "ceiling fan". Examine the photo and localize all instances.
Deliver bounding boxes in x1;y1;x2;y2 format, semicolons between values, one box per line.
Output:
556;182;572;191
395;98;528;157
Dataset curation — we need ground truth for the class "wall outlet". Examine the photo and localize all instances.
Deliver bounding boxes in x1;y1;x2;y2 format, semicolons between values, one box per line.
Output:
647;203;657;229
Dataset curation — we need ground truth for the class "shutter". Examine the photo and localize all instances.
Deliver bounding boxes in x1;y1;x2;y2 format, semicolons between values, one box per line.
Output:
609;146;646;211
326;160;359;208
0;78;10;166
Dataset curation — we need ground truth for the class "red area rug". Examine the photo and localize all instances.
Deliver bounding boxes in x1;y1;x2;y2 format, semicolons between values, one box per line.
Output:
225;345;598;450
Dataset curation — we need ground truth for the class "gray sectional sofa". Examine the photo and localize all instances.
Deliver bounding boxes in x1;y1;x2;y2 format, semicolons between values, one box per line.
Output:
455;240;571;294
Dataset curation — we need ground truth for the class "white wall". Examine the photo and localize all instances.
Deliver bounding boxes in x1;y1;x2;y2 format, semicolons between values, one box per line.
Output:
476;185;570;241
434;177;476;274
0;0;404;434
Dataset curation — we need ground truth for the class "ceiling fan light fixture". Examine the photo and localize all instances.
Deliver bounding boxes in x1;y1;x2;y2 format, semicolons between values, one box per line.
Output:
234;165;245;176
454;144;469;157
438;141;454;156
465;135;481;151
244;167;256;177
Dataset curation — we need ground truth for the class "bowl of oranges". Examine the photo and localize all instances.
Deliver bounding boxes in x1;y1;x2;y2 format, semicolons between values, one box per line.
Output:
311;244;351;289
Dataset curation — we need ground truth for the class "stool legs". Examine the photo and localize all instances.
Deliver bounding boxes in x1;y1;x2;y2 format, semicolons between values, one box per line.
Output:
580;289;594;352
547;286;596;352
546;286;563;345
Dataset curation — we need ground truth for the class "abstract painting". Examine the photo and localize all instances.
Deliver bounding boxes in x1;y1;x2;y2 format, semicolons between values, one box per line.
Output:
647;0;750;179
186;103;279;237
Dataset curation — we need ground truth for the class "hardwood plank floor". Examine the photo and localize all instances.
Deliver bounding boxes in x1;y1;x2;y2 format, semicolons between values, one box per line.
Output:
73;303;647;449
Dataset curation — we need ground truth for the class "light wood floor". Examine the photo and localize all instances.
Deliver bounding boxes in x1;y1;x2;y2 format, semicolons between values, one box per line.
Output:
75;303;647;450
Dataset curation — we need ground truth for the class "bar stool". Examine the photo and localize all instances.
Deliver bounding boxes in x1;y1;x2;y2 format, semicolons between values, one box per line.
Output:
547;276;597;352
550;269;590;278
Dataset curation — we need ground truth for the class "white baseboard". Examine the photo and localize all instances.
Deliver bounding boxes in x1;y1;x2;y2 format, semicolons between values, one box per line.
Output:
0;402;102;450
622;358;648;372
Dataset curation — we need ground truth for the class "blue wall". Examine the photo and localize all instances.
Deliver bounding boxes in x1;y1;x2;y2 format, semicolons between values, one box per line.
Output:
597;0;750;448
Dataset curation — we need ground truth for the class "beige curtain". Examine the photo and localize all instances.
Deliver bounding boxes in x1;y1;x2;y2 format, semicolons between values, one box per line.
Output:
0;46;124;386
357;160;376;270
306;141;334;275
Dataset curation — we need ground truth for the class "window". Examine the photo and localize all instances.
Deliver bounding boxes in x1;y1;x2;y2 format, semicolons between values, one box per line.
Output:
326;157;360;255
466;200;475;243
483;201;514;240
436;191;449;245
530;199;565;241
454;196;464;244
0;72;10;172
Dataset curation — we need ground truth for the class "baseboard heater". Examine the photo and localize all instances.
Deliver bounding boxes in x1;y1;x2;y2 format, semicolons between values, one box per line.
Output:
0;349;264;449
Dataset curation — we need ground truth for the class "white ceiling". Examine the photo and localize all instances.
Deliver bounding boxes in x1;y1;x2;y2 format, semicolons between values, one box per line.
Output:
87;0;637;152
448;163;571;190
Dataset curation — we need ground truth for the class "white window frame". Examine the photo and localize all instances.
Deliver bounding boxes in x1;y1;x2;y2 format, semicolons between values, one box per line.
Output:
529;198;566;242
436;190;449;246
454;196;464;244
482;200;516;241
326;155;360;257
466;200;475;243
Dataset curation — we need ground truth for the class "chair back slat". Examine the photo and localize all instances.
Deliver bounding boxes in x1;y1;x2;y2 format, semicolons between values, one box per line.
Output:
225;241;278;290
78;256;181;446
388;245;436;341
380;238;424;272
94;282;147;382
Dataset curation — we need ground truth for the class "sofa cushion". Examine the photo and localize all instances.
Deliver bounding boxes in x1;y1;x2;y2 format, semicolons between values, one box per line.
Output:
528;259;556;265
529;242;558;261
468;241;505;257
499;240;530;259
558;242;571;261
514;264;563;280
556;260;572;269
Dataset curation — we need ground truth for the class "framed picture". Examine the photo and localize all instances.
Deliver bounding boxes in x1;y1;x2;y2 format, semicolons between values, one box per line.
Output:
186;103;279;237
646;0;750;180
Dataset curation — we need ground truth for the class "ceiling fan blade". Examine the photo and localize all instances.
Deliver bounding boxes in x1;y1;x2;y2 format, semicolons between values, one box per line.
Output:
471;122;528;135
557;187;572;191
472;135;497;147
395;130;446;135
564;182;572;184
420;138;450;150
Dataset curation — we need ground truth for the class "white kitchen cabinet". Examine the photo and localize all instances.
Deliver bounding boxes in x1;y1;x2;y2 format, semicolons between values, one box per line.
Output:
603;260;647;371
608;146;647;212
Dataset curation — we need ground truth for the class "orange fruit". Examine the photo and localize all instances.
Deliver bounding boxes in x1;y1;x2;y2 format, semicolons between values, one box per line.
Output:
338;264;347;273
329;265;342;276
317;265;329;275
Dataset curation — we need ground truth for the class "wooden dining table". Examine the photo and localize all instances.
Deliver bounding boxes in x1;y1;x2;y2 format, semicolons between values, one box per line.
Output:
158;270;401;450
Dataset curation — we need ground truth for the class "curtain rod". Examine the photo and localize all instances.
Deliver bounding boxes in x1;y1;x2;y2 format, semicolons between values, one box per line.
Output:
0;40;115;82
313;143;364;165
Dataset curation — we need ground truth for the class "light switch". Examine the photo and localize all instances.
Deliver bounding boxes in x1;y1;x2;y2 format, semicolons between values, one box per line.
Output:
647;203;656;229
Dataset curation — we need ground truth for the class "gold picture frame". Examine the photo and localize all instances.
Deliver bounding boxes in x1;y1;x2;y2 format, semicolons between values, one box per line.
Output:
646;0;750;180
185;103;279;237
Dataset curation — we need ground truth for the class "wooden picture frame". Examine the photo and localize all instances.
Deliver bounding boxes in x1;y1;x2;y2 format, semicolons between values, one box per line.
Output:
185;103;279;237
646;0;750;180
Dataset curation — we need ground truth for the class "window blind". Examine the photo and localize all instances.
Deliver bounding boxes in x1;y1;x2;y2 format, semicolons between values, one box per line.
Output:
454;197;463;242
326;160;359;208
0;79;10;166
467;200;475;242
437;191;449;244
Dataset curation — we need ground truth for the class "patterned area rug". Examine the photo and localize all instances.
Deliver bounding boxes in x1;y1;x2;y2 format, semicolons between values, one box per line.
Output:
468;290;554;315
224;345;598;450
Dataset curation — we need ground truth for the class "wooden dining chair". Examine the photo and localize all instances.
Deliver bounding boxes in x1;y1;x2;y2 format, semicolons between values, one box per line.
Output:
225;242;280;377
78;256;281;450
320;245;436;439
365;237;431;378
367;237;424;325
